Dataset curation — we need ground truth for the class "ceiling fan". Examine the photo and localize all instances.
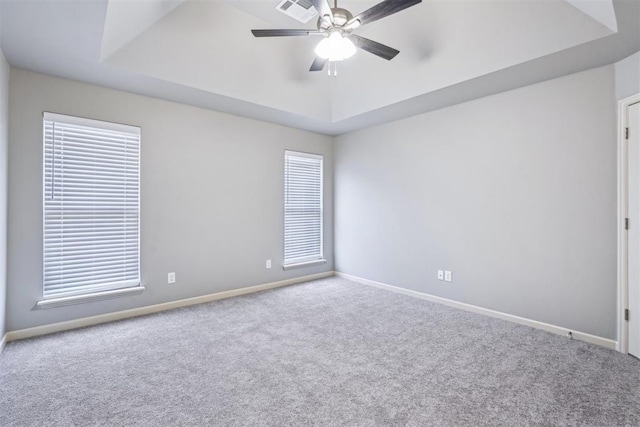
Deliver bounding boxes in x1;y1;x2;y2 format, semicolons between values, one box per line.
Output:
251;0;422;73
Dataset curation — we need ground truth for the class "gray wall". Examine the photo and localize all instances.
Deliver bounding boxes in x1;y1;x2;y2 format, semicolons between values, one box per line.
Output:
0;47;8;339
614;51;640;100
334;65;617;339
7;69;333;331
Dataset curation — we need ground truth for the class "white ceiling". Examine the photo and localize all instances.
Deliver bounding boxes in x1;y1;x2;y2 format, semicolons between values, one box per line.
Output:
1;0;639;135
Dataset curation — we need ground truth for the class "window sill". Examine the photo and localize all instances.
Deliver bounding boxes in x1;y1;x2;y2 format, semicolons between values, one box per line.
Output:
37;286;145;309
282;259;327;271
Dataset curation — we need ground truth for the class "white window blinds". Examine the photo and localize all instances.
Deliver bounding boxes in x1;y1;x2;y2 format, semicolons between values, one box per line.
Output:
43;112;140;299
284;151;323;266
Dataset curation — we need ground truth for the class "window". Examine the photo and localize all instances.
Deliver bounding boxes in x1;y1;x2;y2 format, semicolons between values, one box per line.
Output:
284;150;324;268
42;112;141;302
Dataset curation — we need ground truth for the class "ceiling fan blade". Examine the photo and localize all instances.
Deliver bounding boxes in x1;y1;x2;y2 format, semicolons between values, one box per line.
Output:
312;0;334;23
309;57;328;72
349;34;399;60
346;0;421;27
251;29;320;37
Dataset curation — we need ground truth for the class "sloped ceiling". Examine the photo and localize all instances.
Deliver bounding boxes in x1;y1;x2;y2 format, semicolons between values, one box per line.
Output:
1;0;639;135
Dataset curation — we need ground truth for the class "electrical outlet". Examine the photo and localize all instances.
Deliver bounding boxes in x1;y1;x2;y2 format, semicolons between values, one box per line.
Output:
266;259;272;269
437;270;444;280
444;271;452;282
168;272;176;284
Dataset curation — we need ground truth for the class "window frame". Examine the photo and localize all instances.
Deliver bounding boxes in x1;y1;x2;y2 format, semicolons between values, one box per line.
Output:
283;150;325;270
39;112;143;308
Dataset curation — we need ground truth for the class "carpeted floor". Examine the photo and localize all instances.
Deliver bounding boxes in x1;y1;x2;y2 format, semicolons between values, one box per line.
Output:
0;277;638;426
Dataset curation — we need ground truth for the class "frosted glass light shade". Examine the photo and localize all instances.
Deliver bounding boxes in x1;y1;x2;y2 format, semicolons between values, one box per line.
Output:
315;32;356;61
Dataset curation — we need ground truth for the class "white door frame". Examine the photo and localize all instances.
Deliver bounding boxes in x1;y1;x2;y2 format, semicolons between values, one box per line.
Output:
618;93;640;354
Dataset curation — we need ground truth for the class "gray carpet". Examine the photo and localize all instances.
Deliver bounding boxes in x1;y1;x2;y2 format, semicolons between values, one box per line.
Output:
0;277;639;426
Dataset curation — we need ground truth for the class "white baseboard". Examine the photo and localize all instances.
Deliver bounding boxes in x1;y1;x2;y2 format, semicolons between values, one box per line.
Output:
0;333;6;353
6;271;335;343
336;272;617;350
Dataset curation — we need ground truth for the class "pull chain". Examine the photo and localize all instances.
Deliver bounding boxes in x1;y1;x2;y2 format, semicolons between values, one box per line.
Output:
327;62;339;77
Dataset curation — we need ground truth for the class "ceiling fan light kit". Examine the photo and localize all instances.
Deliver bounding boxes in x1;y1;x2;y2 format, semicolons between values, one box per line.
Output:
314;32;356;61
251;0;422;74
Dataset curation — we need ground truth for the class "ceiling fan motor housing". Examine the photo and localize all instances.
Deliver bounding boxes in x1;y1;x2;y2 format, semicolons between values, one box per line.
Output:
318;7;353;31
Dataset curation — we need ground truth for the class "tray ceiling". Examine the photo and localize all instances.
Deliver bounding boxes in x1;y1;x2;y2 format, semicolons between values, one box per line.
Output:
1;0;638;135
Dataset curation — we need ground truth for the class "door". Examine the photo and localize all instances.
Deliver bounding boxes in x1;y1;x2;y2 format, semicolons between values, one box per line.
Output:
628;101;640;358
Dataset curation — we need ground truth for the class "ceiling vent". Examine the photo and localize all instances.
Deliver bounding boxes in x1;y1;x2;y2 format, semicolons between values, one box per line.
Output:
276;0;318;23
